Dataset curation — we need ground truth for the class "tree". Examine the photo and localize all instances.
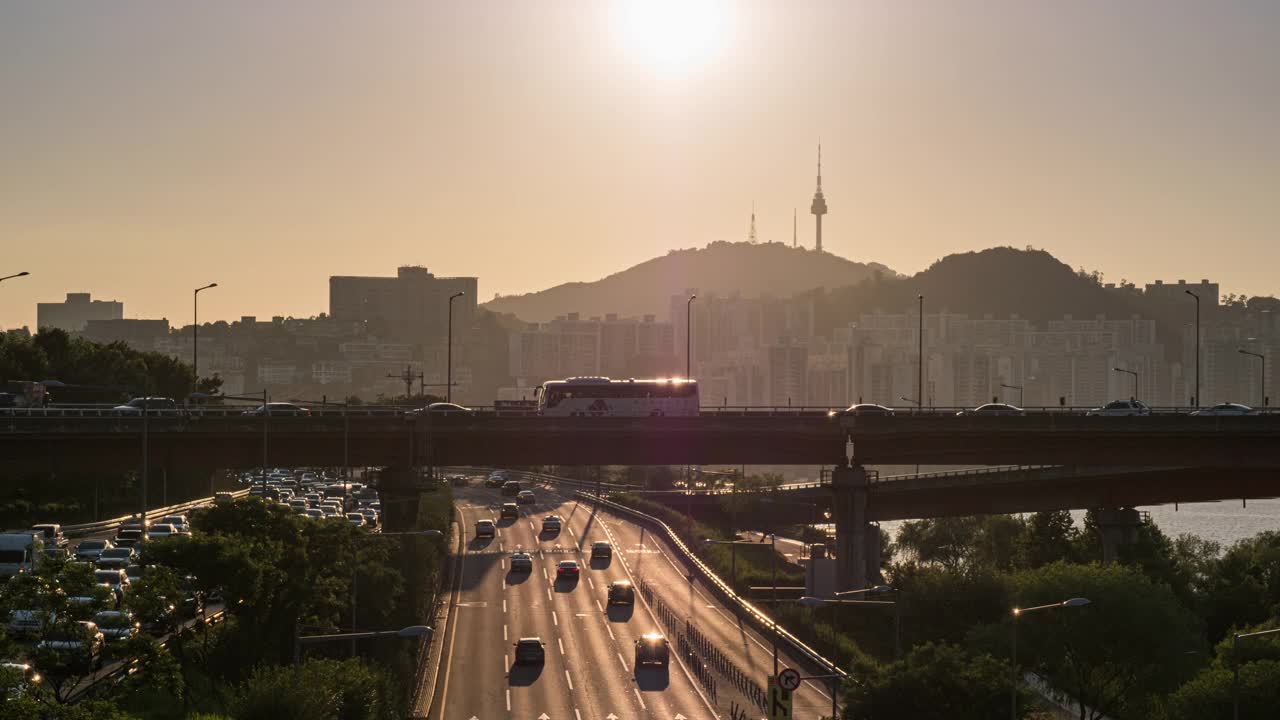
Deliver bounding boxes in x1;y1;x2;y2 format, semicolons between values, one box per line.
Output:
843;642;1030;719
229;658;398;720
1162;662;1280;720
1016;510;1080;569
1006;562;1204;720
1194;531;1280;644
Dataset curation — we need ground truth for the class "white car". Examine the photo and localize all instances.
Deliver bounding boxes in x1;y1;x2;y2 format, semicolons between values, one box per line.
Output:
147;524;179;540
345;513;366;527
304;509;325;520
38;621;104;665
160;514;189;532
1191;402;1254;416
1086;400;1151;417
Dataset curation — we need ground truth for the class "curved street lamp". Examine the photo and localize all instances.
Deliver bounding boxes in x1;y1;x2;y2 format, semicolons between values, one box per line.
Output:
447;292;465;404
193;283;218;386
0;271;30;283
1011;597;1091;719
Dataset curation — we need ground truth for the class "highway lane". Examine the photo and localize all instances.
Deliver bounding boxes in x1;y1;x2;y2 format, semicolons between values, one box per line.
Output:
436;484;716;720
537;486;836;720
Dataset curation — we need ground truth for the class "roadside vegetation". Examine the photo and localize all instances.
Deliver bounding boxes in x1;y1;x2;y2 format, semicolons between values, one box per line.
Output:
0;488;452;719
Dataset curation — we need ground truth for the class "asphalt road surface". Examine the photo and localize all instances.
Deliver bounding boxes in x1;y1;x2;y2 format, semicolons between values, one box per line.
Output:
433;481;835;720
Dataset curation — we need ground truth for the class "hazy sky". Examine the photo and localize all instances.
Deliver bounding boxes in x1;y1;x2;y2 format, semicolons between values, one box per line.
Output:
2;1;1277;330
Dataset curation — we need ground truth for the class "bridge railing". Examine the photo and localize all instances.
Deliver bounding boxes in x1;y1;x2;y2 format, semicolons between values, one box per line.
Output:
575;490;847;682
60;489;251;538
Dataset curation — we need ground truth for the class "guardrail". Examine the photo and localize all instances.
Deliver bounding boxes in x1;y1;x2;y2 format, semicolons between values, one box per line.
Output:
574;490;847;681
446;466;640;492
61;489;250;538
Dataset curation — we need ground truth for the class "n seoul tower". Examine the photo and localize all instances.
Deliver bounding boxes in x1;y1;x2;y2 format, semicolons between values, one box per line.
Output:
810;143;828;253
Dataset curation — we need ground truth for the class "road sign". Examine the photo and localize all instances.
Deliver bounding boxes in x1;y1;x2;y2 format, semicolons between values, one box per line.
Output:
767;677;793;720
777;667;802;692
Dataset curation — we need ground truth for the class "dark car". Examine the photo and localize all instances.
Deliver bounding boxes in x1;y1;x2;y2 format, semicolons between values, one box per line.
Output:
509;552;533;573
500;503;519;521
484;476;504;488
406;402;474;417
513;637;546;665
634;633;669;667
113;397;178;415
591;541;612;559
501;480;521;497
555;560;579;580
516;490;536;505
958;403;1025;417
242;403;310;416
474;520;496;539
113;529;143;548
829;403;896;417
607;580;634;605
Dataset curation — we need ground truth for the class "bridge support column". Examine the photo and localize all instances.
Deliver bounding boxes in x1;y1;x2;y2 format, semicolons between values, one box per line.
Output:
376;466;421;533
832;463;880;592
1095;507;1142;564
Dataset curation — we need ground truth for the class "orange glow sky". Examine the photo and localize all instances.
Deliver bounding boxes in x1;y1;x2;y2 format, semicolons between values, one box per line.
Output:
1;1;1277;329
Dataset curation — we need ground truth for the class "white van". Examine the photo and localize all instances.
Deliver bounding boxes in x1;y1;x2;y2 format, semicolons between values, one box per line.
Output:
0;531;42;578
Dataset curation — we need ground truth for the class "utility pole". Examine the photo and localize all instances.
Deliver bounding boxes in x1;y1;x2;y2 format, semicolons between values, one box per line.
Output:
1186;289;1200;407
386;365;422;401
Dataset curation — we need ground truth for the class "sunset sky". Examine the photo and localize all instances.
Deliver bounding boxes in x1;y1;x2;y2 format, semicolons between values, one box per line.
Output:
2;1;1277;330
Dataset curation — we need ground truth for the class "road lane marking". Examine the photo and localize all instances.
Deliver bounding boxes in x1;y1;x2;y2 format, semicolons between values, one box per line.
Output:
587;577;594;589
552;611;558;626
616;652;628;671
503;624;508;641
501;559;506;569
595;599;604;613
633;688;646;710
502;599;507;613
565;669;574;690
543;567;548;579
547;587;553;601
505;689;510;711
558;637;565;654
606;625;615;640
574;709;582;720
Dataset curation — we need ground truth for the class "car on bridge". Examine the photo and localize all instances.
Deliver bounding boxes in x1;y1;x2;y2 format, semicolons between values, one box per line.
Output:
1086;399;1151;416
958;402;1025;416
513;637;546;665
405;402;474;417
634;633;670;667
591;541;612;559
555;560;579;580
509;552;533;572
607;580;634;605
830;403;895;417
242;402;310;416
475;520;496;539
1192;402;1255;416
542;516;563;534
112;397;178;415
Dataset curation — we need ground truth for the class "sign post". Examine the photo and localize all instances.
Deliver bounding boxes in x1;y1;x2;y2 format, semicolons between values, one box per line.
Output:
767;676;793;720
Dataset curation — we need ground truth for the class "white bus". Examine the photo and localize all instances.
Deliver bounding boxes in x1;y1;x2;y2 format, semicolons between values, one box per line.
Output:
536;377;699;417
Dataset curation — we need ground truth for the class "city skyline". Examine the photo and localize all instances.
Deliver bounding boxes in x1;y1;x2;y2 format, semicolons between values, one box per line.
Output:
3;1;1278;330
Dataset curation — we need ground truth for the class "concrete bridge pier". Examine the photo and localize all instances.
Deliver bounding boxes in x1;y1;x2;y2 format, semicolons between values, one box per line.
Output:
376;466;421;533
831;463;882;591
1095;507;1143;564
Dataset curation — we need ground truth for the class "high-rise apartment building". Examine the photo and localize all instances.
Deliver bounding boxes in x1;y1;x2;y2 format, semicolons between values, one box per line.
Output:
329;266;476;345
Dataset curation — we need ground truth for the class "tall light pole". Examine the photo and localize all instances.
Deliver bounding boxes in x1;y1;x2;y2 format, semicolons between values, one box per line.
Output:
0;271;29;283
917;295;924;414
1238;347;1265;410
447;292;464;404
1233;627;1280;719
686;294;697;379
1113;367;1138;401
193;283;218;387
1001;383;1024;408
1186;289;1200;407
1010;597;1091;720
706;535;779;674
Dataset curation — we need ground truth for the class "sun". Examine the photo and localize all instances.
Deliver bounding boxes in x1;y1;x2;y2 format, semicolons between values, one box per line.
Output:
615;0;727;73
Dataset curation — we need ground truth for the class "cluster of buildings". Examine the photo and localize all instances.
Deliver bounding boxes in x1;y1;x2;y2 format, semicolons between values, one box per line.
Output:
21;268;1278;412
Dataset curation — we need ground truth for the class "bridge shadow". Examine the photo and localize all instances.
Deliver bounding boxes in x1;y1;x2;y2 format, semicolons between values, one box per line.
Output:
538;529;561;541
634;666;669;691
606;603;633;623
507;662;543;687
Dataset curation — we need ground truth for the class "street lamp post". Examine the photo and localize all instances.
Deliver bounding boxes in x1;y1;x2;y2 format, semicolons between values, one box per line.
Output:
1233;627;1280;719
1001;383;1024;408
801;584;901;661
0;271;30;283
1010;597;1091;720
447;292;464;404
1238;347;1265;410
192;283;218;387
1186;290;1200;407
349;529;442;654
917;295;924;414
706;535;779;673
295;625;433;682
686;295;697;379
1113;367;1139;401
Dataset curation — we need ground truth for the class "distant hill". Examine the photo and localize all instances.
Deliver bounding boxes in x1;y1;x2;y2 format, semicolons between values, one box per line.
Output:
483;241;896;322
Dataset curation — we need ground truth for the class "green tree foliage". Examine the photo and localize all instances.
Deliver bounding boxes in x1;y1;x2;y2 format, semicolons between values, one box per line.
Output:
1161;662;1280;720
229;658;398;720
1006;562;1204;720
888;562;1010;649
1016;511;1080;568
842;642;1028;720
0;328;196;400
1193;531;1280;644
896;515;1025;572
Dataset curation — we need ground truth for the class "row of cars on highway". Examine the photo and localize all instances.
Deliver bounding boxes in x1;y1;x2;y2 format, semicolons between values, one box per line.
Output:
242;468;381;527
834;400;1264;417
467;471;674;670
